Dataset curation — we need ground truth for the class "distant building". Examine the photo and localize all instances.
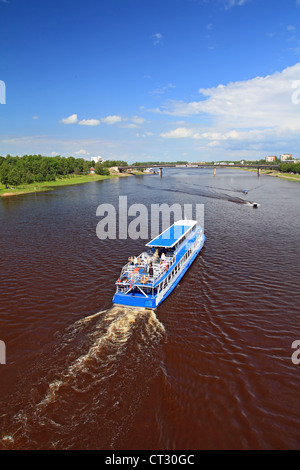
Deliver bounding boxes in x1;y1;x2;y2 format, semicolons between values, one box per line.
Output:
266;156;276;162
93;156;103;163
280;154;293;161
90;167;95;174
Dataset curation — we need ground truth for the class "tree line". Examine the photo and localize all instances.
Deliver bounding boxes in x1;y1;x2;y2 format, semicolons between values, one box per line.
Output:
0;155;128;188
278;162;300;174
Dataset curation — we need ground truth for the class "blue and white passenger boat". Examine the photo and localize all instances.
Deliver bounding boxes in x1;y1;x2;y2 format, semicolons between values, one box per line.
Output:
113;220;205;309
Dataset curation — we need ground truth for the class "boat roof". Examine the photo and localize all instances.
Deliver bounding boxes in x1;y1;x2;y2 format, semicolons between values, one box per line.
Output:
146;220;197;248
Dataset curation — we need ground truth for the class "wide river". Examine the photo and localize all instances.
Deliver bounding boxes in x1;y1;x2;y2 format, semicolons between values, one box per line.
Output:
0;168;300;450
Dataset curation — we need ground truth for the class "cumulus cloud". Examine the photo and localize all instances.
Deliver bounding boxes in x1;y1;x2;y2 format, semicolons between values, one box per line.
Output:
160;128;196;139
160;123;300;156
101;115;122;125
60;114;78;125
78;119;100;126
155;63;300;129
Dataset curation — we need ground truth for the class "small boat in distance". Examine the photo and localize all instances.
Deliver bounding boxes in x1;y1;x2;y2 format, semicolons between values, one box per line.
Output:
113;220;205;309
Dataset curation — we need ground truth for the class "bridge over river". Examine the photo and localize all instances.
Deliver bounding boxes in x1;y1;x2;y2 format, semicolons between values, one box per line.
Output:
118;163;279;177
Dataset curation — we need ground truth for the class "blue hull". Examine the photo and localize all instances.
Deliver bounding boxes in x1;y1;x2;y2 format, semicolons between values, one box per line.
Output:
113;234;205;309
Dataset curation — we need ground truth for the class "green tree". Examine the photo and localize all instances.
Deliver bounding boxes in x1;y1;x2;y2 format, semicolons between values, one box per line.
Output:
0;162;10;188
7;167;22;188
25;171;34;184
95;165;110;176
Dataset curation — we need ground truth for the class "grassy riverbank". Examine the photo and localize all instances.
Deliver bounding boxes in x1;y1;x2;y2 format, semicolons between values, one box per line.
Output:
262;170;300;181
0;172;130;197
236;167;300;182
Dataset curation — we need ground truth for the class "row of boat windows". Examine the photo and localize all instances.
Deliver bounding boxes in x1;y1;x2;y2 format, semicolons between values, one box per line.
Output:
156;242;196;294
172;226;197;254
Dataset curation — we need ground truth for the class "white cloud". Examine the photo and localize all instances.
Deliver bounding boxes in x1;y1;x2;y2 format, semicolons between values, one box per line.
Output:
32;116;39;120
78;119;100;126
150;83;176;95
160;123;300;157
222;0;250;9
136;131;154;138
161;128;196;139
130;116;146;125
60;114;78;125
121;123;139;129
154;63;300;129
74;149;90;155
101;115;122;125
152;33;163;45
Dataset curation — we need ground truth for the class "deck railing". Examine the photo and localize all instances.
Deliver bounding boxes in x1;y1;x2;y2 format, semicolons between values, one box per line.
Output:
117;253;176;288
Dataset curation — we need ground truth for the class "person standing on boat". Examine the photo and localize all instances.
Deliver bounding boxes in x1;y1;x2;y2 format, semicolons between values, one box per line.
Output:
144;256;149;272
149;263;153;277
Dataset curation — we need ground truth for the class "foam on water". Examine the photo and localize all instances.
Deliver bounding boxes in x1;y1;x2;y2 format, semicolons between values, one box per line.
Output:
1;306;165;449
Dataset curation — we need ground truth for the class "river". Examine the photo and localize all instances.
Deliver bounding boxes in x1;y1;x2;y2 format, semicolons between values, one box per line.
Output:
0;168;300;450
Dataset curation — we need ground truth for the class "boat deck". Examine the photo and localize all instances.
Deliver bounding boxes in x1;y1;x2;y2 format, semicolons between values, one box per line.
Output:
116;252;176;291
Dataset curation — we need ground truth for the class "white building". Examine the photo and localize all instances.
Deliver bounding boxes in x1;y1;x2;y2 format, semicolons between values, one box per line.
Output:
280;154;293;161
266;156;276;162
93;156;103;163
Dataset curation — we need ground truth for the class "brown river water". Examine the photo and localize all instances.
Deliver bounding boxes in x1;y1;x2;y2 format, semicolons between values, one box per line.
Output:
0;168;300;450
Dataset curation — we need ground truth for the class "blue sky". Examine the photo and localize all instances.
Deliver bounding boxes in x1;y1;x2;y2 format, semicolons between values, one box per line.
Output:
1;0;300;162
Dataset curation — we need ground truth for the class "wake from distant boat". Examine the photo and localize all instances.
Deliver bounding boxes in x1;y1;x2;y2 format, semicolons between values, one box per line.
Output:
144;183;260;206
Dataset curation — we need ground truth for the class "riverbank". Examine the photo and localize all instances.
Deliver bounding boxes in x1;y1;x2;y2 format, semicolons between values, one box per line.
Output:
0;172;131;197
238;167;300;182
0;168;155;197
263;169;300;181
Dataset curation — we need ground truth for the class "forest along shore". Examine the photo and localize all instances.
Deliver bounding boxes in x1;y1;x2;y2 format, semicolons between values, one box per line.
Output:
0;165;149;197
0;173;124;197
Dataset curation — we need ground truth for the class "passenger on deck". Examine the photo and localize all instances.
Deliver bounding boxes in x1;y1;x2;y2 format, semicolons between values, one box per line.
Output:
148;263;154;277
133;256;138;266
